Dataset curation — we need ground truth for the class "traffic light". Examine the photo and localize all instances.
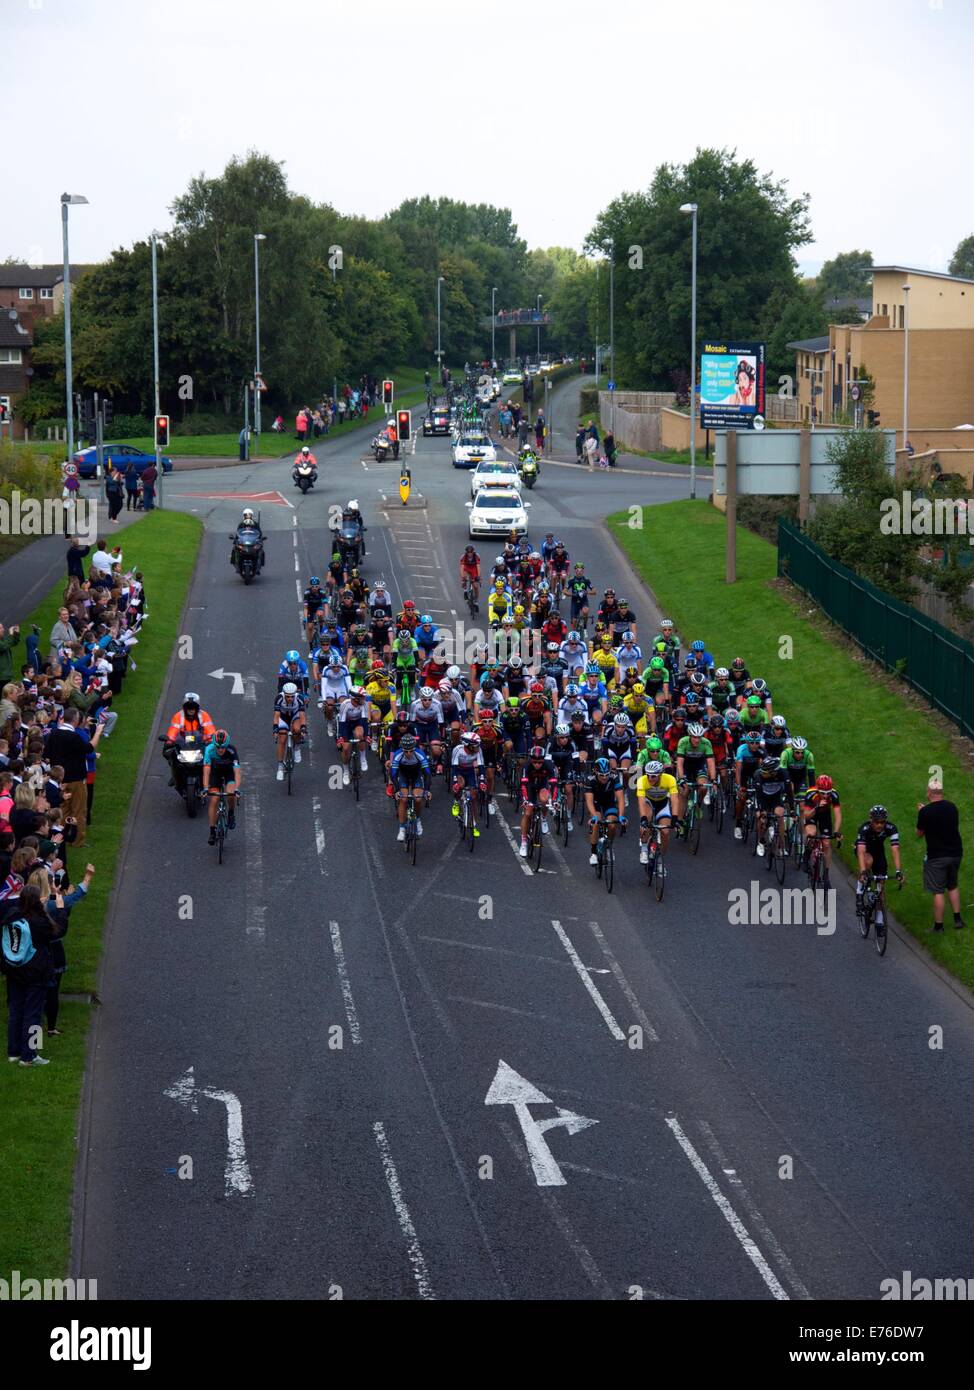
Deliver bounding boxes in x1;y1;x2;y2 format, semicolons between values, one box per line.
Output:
81;397;95;434
382;379;394;407
867;409;880;427
102;399;113;427
155;415;170;449
397;408;411;442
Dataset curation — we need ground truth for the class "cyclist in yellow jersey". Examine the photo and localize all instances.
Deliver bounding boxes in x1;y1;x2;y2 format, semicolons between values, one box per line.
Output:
623;681;654;738
636;760;679;867
593;639;618;683
363;663;395;748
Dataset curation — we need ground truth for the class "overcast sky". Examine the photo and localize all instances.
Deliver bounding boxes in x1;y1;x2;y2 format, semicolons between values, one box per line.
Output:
6;0;972;277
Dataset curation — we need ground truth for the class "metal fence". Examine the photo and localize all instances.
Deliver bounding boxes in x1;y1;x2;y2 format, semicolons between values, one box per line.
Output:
777;517;974;739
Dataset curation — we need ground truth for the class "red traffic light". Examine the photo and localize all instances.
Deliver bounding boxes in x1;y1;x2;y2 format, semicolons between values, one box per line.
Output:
382;379;394;406
155;415;170;448
397;409;411;442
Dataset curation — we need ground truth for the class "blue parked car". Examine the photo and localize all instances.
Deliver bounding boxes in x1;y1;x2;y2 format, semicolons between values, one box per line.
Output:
71;443;173;479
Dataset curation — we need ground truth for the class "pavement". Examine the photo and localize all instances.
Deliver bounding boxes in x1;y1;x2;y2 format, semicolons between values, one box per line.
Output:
63;412;974;1301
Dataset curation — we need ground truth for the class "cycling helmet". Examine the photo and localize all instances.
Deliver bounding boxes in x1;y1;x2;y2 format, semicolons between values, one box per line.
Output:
513;604;525;617
659;618;673;630
761;757;780;773
724;708;740;724
350;686;365;698
649;656;667;671
509;655;523;669
716;667;730;679
745;730;762;743
632;682;646;696
419;686;434;699
286;650;300;663
687;723;705;737
646;736;663;753
462;731;481;748
465;544;476;554
869;804;888;820
494;555;505;565
395;708;410;724
480;677;495;692
751;678;767;693
446;665;461;680
530;681;544;694
403;599;416;610
689;673;707;688
508;696;520;707
554;722;571;736
437;679;452;694
816;775;833;790
309;576;321;586
478;707;496;721
708;713;724;727
771;715;787;728
570;709;586;721
604;587;616;597
531;551;541;561
585;662;601;676
546;641;559;653
574;561;585;571
420;614;433;625
529;745;546;760
790;736;807;751
746;695;762;707
282;682;298;697
400;733;419;754
327;656;342;669
731;657;746;669
622;630;635;643
645;761;663;776
684;656;698;670
614;711;631;726
671;706;687;718
690;640;705;653
371;659;385;672
213;728;231;748
594;757;611;775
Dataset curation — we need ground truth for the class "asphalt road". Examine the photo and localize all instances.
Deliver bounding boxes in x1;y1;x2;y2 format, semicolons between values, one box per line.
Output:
73;414;974;1302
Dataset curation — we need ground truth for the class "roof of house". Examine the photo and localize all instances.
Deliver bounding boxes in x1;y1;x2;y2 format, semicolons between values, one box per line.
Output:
0;310;33;348
824;295;873;315
786;335;829;353
0;263;93;289
872;265;974;286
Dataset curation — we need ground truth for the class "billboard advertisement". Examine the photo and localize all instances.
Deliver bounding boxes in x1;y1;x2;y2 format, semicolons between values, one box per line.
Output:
700;341;765;430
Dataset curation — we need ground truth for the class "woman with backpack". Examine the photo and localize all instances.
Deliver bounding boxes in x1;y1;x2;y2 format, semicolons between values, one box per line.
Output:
3;883;61;1066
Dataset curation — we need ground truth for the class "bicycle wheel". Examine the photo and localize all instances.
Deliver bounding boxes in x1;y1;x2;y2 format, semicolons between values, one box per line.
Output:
714;785;725;834
653;843;666;900
687;804;701;856
774;823;787;884
875;899;888;957
531;814;543;872
604;838;614;893
352;757;360;803
595;836;604;881
217;807;226;865
858;889;872;939
467;797;476;853
561;792;571;848
407;813;418;866
286;745;293;796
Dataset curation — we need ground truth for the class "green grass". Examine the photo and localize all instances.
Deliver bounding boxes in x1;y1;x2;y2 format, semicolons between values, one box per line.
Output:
0;509;203;1280
609;499;974;990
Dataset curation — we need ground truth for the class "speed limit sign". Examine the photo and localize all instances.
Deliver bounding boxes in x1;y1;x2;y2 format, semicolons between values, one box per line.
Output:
63;461;79;478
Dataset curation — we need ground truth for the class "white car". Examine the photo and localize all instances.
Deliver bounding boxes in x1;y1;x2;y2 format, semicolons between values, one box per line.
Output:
539;360;552;372
525;362;540;377
452;431;497;468
491;377;501;400
466;487;531;538
469;457;522;497
502;368;522;384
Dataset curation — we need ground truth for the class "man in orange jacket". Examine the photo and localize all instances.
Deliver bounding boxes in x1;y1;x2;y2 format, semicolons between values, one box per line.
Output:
163;692;216;784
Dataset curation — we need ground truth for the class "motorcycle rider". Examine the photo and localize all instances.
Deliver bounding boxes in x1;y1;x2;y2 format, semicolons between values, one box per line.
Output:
163;692;216;786
293;444;318;482
230;508;266;571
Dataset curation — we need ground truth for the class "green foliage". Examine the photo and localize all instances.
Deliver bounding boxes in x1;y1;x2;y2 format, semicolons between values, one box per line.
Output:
579;386;600;414
736;494;800;542
587;148;813;389
816;248;872;303
948;234;974;280
104;414;154;440
0;440;63;499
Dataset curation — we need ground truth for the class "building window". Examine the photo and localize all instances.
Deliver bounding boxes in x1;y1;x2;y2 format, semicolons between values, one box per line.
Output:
40;288;53;300
18;288;34;300
0;348;23;365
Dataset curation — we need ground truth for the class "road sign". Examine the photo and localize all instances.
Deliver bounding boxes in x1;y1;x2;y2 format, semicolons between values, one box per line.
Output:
753;414;766;431
62;461;79;478
850;384;861;402
607;380;615;391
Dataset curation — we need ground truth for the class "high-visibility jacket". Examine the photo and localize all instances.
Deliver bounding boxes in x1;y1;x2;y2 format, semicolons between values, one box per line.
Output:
165;709;215;743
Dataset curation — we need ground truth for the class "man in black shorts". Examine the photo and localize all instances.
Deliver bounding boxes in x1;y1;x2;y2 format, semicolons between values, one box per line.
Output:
916;780;965;932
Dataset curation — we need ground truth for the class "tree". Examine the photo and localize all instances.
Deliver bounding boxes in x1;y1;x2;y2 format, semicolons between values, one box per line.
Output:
816;249;872;304
586;148;813;389
948;235;974;280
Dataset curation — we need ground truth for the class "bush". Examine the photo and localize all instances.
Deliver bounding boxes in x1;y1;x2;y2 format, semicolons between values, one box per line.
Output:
579;386;599;415
172;414;239;436
104;414;154;441
736;494;800;542
0;440;63;498
30;417;68;438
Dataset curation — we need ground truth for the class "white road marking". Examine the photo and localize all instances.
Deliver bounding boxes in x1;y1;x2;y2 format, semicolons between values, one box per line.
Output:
329;920;362;1044
586;920;659;1042
485;1059;597;1188
550;919;625;1040
164;1067;253;1197
295;579;302;600
448;994;582;1029
209;667;245;695
372;1120;435;1300
665;1114;789;1301
419;934;571;969
696;1120;810;1300
293;555;299;572
312;794;328;871
495;805;532;875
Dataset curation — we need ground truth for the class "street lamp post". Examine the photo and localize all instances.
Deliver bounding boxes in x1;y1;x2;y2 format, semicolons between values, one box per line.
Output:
609;247;615;435
150;230;164;508
536;294;542;366
61;193;88;463
254;233;266;436
491;286;497;369
679;203;699;500
437;275;445;372
902;284;911;457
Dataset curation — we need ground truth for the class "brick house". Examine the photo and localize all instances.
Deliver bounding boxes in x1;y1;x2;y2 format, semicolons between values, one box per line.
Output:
0;264;91;437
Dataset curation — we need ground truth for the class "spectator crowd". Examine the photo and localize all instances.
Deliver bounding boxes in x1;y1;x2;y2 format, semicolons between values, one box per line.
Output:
1;535;150;1067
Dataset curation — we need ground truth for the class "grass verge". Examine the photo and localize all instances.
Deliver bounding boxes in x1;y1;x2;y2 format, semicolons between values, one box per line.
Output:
609;499;974;991
0;509;203;1279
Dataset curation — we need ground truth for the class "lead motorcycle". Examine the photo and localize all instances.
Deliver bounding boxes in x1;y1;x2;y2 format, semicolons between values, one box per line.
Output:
230;524;264;584
159;731;206;817
372;433;399;463
293;460;317;493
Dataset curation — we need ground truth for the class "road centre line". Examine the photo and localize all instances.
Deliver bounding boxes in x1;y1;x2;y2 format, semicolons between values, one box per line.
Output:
372;1121;435;1300
329;920;362;1044
665;1114;789;1301
243;789;266;942
586;920;659;1042
550;919;625;1041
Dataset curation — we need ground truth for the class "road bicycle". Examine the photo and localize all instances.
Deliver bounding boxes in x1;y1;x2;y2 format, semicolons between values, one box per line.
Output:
207;787;240;865
678;780;704;855
805;833;835;892
738;791;757;848
502;746;521;802
593;817;616;893
463;577;479;618
456;783;478;851
282;727;296;795
857;871;901;958
477;778;492;830
400;790;428;866
644;820;667;901
757;810;787;885
525;801;544;871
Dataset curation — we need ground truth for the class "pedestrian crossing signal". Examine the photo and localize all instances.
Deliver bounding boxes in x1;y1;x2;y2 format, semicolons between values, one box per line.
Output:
155;415;170;449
